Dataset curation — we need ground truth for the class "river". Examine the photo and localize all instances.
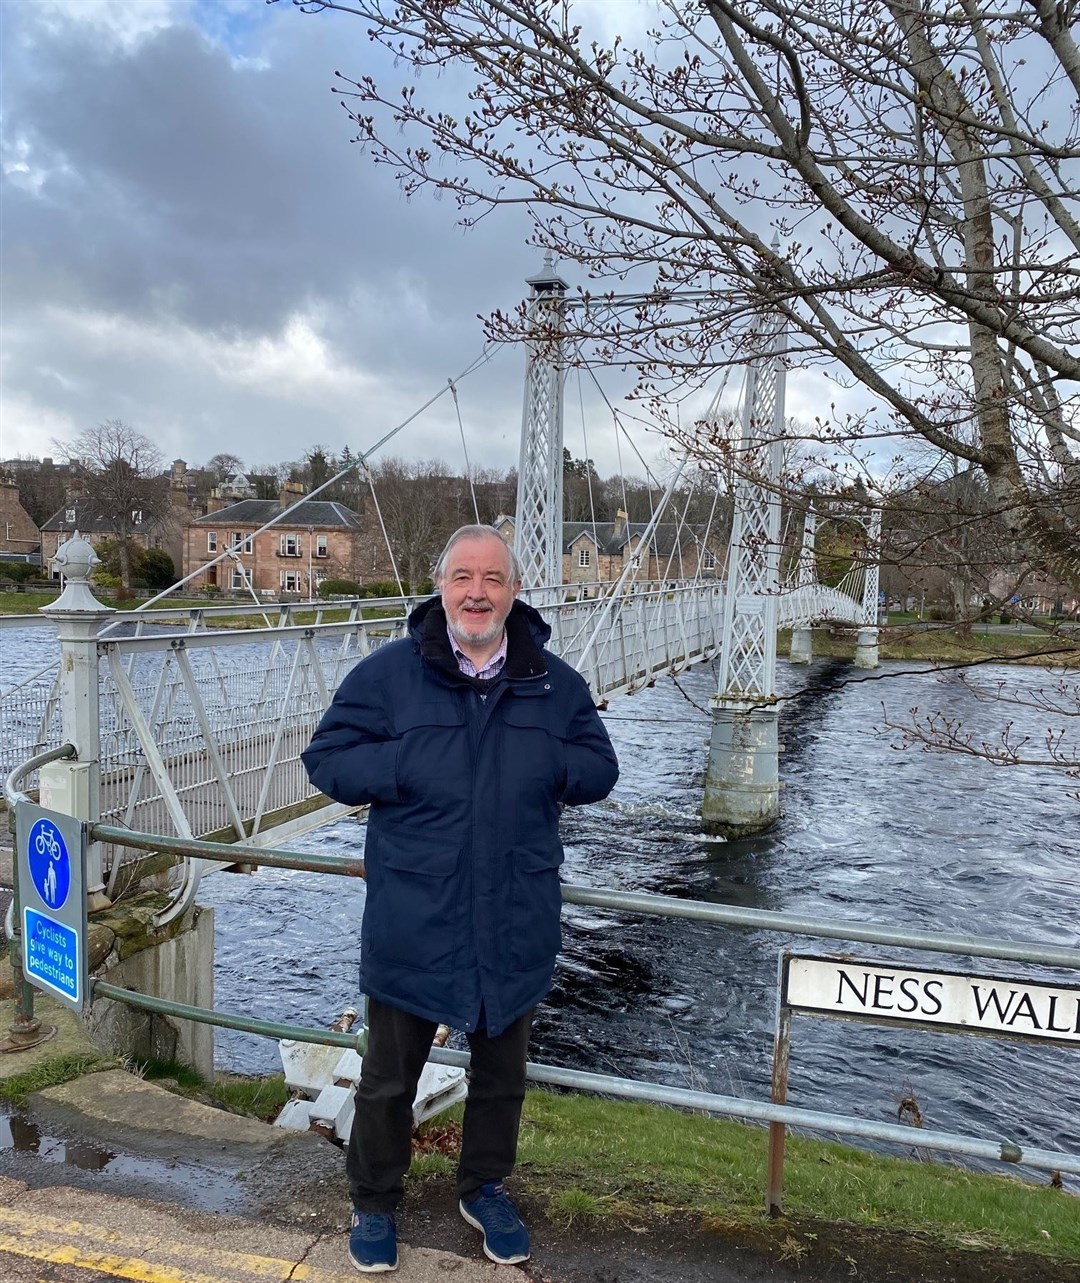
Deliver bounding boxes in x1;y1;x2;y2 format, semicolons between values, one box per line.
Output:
3;622;1079;1184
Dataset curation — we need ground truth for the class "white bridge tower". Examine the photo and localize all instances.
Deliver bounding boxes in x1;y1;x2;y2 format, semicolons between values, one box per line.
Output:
702;315;788;838
514;256;568;592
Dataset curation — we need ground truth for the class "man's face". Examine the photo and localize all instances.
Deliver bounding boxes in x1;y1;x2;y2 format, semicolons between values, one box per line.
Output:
438;535;520;653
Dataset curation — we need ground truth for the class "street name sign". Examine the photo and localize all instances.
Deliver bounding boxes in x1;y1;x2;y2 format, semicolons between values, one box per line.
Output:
16;803;88;1013
783;954;1080;1046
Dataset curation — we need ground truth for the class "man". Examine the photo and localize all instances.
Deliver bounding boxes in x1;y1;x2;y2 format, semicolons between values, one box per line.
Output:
302;525;619;1273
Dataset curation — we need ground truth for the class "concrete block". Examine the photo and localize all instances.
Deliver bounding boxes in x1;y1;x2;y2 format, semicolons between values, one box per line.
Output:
332;1048;364;1086
279;1041;344;1098
86;905;214;1080
334;1099;355;1143
413;1063;468;1127
274;1098;315;1131
310;1084;353;1137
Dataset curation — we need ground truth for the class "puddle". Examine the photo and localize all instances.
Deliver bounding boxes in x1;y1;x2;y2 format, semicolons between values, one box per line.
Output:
0;1106;244;1211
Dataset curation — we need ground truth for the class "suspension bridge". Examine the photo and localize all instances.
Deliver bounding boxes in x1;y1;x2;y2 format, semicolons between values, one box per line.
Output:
1;259;880;928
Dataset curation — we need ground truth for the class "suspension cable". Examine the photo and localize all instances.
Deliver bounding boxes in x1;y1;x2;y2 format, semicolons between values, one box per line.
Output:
365;465;406;598
449;378;481;524
100;345;496;628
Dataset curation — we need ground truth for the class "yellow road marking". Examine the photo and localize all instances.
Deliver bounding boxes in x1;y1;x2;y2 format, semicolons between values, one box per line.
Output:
0;1234;234;1283
0;1206;350;1282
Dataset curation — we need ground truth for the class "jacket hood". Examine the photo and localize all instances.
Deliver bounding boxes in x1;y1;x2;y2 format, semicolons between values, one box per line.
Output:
408;595;551;680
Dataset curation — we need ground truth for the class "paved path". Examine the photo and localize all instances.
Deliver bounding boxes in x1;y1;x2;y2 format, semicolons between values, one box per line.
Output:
0;1175;503;1283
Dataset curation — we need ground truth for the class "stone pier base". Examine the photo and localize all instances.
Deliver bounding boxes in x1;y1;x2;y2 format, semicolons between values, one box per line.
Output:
854;627;879;670
702;698;780;838
789;627;813;665
86;897;214;1080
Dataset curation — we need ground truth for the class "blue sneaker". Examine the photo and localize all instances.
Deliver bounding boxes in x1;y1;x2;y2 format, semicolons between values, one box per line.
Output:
348;1210;398;1273
459;1181;530;1265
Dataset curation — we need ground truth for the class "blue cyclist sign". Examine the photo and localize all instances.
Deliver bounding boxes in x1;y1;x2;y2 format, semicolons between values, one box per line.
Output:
16;803;87;1012
28;817;72;911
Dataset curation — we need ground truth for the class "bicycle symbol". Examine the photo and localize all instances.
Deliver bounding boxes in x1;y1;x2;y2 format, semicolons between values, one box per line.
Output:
35;826;63;861
27;817;71;912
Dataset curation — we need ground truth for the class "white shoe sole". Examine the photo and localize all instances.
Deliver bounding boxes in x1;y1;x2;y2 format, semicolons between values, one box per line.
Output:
348;1254;398;1273
459;1202;530;1265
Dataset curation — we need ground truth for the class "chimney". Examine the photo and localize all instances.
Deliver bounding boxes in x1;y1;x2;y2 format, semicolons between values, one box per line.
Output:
279;479;306;508
613;508;628;541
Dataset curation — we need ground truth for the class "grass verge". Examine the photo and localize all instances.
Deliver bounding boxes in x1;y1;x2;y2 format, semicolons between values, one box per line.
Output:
779;625;1079;666
0;1052;111;1107
134;1059;290;1122
503;1090;1078;1261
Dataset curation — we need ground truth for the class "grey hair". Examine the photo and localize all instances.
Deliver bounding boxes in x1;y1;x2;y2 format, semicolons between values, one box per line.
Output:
434;524;521;583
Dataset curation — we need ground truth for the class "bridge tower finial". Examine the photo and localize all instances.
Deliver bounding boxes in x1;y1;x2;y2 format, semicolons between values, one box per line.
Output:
514;256;569;594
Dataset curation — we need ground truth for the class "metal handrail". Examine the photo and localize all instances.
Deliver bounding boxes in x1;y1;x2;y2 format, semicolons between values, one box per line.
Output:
3;743;77;944
76;820;1080;1190
88;822;1080;971
4;740;76;808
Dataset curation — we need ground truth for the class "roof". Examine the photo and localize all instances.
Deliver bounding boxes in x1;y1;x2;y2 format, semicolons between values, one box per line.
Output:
191;499;364;531
41;497;159;533
562;520;719;556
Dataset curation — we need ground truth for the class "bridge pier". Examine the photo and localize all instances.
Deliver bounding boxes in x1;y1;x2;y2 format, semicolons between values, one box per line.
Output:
702;697;780;838
854;627;879;669
789;627;813;665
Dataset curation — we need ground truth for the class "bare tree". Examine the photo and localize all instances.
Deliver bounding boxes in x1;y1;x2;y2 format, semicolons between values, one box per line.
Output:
283;0;1080;604
56;420;169;589
369;457;464;590
204;452;245;484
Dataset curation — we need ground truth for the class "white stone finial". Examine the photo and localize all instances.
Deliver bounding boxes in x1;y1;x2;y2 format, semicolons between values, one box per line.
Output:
42;531;111;616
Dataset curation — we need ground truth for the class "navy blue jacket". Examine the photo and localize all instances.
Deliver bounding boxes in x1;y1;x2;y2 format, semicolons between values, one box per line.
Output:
301;596;619;1036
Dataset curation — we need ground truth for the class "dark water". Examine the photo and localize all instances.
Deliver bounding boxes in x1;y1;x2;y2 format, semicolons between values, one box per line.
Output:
201;656;1080;1187
3;625;1077;1182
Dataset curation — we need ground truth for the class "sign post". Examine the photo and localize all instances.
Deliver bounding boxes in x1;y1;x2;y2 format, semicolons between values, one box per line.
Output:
16;803;88;1013
767;952;1080;1214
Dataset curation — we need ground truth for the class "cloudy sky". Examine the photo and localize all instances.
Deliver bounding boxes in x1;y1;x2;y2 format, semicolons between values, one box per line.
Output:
2;0;607;479
3;0;851;488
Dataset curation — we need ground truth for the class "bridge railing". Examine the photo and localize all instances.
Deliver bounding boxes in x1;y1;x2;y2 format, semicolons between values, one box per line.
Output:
41;814;1080;1219
0;577;873;816
91;582;726;844
0;582;730;873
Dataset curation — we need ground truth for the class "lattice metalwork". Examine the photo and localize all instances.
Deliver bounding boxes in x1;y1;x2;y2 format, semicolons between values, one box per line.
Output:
716;316;787;699
861;509;883;625
514;255;567;592
796;509;817;587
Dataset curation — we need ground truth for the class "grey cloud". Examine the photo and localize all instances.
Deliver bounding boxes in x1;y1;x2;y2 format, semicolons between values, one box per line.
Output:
0;3;641;473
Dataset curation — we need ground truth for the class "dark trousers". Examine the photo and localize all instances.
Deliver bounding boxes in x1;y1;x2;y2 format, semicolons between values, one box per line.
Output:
347;997;533;1213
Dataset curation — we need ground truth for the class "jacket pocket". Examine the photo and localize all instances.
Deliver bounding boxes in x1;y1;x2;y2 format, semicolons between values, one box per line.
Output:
501;703;568;795
366;828;462;972
392;701;467;805
510;845;564;971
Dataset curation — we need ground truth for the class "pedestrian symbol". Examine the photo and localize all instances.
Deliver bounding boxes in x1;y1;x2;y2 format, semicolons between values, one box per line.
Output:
27;817;71;911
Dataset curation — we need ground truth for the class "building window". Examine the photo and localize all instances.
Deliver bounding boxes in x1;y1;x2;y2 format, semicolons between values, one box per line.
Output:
578;547;591;568
280;533;301;557
207;531;218;553
131;509;143;524
314;568;328;585
280;570;301;592
65;508;76;523
315;535;328;558
231;567;248;590
231;532;253;554
702;549;716;570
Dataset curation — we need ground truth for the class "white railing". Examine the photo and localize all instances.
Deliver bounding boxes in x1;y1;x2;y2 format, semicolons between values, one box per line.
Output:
1;577;867;847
